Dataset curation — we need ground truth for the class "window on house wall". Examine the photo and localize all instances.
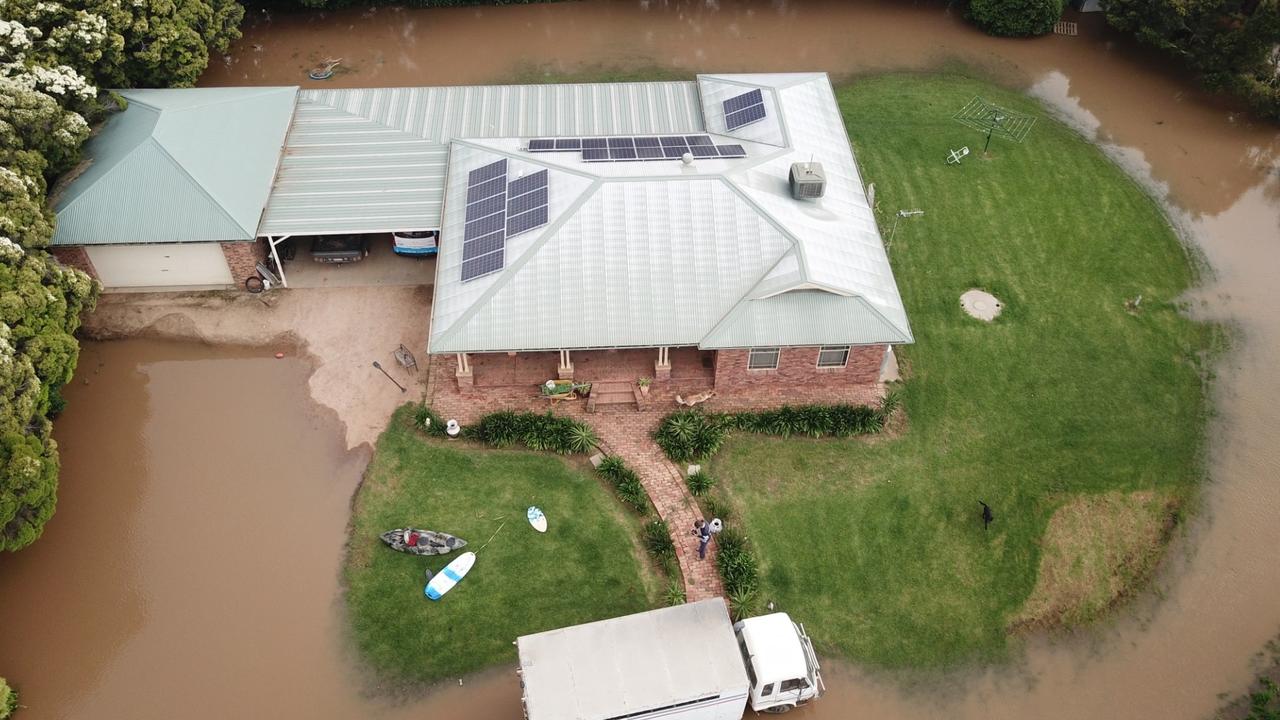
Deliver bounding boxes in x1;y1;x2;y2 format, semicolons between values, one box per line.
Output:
817;345;850;368
748;347;780;370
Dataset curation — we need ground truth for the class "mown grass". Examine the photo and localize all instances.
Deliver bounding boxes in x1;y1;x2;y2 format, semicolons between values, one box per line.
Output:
708;73;1218;669
344;405;655;685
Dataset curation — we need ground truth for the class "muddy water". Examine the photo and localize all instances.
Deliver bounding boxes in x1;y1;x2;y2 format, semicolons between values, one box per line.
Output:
0;341;522;719
3;2;1274;719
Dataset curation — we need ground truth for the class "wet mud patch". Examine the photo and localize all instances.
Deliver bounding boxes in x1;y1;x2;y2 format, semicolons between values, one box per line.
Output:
1011;490;1179;633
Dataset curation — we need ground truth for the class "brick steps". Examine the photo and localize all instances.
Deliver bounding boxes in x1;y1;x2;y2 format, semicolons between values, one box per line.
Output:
588;381;639;412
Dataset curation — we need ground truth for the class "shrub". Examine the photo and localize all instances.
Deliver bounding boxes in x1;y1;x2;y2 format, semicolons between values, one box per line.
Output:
412;404;446;437
0;677;15;720
643;519;675;561
702;496;733;522
653;410;727;462
595;456;651;514
470;411;596;454
687;470;715;497
967;0;1065;37
664;579;687;606
715;528;760;597
727;586;759;622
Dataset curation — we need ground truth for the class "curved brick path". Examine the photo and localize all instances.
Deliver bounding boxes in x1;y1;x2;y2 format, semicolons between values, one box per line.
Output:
589;413;724;602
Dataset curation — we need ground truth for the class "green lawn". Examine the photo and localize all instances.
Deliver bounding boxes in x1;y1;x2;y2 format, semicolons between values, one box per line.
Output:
344;406;655;685
707;74;1217;669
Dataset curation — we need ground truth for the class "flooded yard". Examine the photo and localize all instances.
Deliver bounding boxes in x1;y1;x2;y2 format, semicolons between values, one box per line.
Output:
1;1;1277;718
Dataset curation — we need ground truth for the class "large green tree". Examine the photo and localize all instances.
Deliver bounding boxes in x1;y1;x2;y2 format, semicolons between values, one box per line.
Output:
967;0;1066;37
1103;0;1280;119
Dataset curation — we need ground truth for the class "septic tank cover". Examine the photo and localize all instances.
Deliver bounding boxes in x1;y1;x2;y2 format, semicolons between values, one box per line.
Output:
960;289;1003;321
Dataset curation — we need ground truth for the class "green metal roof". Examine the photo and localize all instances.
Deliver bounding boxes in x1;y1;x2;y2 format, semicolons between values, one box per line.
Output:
52;87;298;245
701;290;911;349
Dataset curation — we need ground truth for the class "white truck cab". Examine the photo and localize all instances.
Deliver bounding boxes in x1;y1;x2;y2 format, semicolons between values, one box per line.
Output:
733;613;825;714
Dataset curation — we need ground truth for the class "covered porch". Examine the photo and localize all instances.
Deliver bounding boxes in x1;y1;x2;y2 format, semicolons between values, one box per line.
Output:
457;347;714;388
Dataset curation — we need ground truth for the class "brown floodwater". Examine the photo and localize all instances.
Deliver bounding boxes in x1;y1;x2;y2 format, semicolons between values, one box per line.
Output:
4;2;1277;719
0;341;522;718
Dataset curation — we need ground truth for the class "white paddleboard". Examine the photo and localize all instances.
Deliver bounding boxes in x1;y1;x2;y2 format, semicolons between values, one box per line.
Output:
527;506;547;533
425;551;475;601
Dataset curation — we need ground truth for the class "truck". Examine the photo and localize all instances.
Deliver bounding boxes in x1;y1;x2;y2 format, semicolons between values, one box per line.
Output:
516;598;823;720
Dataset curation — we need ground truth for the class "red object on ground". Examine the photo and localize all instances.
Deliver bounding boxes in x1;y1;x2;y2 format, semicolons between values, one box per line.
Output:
407;532;419;547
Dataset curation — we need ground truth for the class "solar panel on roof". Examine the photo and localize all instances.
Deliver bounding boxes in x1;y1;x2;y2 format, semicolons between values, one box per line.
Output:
508;170;548;198
527;139;556;152
635;137;660;148
608;137;634;149
507;206;549;236
468;159;507;186
725;103;767;131
637;146;665;160
582;148;609;161
723;89;767;131
663;146;686;159
609;147;638;160
690;145;718;158
461;249;504;281
469;176;506;202
686;135;713;146
463;230;505;260
723;88;763;114
507;187;548;215
716;144;747;158
466;194;505;221
555;138;582;150
465;212;505;239
582;138;608;150
660;136;686;147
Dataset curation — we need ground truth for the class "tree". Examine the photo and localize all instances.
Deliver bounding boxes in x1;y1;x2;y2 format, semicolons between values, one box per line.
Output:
967;0;1066;37
1103;0;1280;119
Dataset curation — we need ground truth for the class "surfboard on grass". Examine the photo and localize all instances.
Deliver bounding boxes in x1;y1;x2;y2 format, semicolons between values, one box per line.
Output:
527;506;547;533
425;551;476;601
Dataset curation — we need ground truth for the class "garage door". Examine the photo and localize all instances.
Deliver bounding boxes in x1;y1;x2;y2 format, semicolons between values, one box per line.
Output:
86;244;234;289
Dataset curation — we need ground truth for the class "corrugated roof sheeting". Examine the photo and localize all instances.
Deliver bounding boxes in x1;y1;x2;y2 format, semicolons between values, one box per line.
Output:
517;599;748;720
53;87;297;245
701;290;910;348
259;82;704;236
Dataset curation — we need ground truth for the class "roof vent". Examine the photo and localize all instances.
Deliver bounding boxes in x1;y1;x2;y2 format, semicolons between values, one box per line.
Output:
789;162;826;200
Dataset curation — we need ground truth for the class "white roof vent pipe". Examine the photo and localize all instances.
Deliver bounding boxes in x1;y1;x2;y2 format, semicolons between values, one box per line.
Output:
789;161;826;200
681;152;694;165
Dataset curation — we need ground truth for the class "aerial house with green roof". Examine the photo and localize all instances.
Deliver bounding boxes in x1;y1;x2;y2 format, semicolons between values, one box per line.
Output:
50;74;910;399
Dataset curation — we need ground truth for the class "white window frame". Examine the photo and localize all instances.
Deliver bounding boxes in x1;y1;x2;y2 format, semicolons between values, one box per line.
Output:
748;347;780;370
816;345;850;369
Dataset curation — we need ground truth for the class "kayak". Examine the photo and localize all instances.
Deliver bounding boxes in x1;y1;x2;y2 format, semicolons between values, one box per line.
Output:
379;528;467;556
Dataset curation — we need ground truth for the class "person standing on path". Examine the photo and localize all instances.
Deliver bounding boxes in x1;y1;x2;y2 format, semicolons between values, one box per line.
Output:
695;519;712;560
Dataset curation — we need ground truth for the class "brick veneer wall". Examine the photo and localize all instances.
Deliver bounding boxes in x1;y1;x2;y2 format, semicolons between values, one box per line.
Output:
221;240;267;284
49;246;98;280
713;345;888;391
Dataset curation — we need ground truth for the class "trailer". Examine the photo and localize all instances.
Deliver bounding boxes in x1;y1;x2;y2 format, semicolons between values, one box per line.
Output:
517;598;823;719
517;598;750;720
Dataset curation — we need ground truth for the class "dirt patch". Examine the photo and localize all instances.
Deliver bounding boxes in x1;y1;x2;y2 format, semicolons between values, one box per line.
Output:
82;286;432;449
1011;490;1179;632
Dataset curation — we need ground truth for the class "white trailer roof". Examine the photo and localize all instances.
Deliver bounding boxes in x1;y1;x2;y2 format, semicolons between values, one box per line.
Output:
517;598;749;720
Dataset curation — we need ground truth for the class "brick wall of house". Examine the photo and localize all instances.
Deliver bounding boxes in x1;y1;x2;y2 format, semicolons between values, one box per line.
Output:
713;344;888;392
221;240;267;284
49;246;98;280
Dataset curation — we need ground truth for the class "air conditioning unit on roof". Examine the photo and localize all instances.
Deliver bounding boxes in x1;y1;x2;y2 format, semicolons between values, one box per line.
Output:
789;161;826;200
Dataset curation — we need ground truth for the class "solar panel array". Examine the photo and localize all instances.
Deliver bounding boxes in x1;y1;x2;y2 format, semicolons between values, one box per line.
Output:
527;135;747;162
461;160;550;282
723;89;766;131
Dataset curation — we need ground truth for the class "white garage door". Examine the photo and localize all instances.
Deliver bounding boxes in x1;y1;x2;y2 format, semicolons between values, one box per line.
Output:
86;244;234;289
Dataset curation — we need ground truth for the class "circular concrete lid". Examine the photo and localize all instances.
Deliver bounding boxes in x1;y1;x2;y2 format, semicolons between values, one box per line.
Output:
960;289;1003;321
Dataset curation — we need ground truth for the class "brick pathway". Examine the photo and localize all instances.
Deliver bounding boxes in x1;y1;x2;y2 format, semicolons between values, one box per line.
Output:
589;412;725;602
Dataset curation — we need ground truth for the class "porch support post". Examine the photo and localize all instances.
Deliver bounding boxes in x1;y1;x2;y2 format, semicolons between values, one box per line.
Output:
455;352;473;387
557;349;574;380
268;235;290;288
654;346;671;381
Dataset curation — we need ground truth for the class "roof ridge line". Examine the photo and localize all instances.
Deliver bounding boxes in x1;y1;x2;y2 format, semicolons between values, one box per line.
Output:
132;86;296;114
717;177;811;280
853;295;914;343
698;247;794;347
432;177;604;351
148;136;253;239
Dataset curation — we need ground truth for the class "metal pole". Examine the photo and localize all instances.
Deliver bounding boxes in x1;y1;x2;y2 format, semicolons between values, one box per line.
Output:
372;361;406;392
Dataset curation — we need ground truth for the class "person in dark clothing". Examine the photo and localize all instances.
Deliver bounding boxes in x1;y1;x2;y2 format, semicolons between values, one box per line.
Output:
694;519;712;560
